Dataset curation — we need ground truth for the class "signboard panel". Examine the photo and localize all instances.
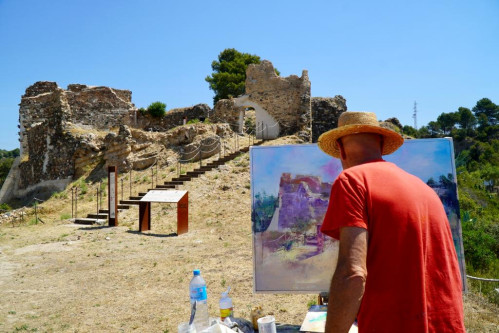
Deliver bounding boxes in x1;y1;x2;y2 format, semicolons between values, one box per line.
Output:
140;190;188;203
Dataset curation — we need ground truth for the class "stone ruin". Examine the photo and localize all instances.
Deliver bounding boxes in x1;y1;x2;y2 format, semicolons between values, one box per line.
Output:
0;82;225;203
1;62;348;203
210;60;346;142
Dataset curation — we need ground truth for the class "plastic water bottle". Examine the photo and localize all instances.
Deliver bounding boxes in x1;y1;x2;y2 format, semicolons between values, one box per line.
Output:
189;269;209;332
219;287;233;321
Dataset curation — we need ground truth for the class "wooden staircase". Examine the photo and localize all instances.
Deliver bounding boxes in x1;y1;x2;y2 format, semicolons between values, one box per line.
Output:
74;141;261;225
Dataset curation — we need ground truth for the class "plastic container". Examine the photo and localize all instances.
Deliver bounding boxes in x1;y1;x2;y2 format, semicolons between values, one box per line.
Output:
219;287;233;321
189;269;209;332
257;315;276;333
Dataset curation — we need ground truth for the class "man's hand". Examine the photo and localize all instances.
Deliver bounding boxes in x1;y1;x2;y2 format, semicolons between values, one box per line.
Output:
325;227;368;333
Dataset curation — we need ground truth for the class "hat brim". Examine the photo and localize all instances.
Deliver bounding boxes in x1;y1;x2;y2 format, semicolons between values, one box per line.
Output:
317;124;404;158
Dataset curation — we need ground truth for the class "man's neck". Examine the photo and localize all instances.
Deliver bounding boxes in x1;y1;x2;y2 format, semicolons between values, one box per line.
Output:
342;154;382;169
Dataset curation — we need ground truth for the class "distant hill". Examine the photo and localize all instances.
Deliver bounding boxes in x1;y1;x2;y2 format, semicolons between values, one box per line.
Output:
0;148;20;189
0;148;19;159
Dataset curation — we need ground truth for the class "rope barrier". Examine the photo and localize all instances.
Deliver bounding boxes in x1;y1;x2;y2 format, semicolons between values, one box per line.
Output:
200;141;221;154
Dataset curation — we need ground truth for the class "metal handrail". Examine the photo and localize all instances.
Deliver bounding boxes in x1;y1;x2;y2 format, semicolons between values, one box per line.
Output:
467;275;499;282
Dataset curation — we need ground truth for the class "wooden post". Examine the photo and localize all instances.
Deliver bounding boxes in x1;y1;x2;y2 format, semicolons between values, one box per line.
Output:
177;192;188;235
96;187;99;215
139;201;151;232
108;166;118;226
34;200;38;224
99;182;103;212
75;187;78;218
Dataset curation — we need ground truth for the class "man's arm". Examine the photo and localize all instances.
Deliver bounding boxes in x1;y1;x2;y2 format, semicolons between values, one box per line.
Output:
325;227;368;333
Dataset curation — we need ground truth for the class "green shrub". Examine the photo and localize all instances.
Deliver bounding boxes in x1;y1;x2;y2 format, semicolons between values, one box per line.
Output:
147;102;166;118
0;202;11;211
51;191;68;200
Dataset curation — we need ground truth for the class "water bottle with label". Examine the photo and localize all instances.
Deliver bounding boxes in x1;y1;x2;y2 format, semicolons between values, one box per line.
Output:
189;269;209;332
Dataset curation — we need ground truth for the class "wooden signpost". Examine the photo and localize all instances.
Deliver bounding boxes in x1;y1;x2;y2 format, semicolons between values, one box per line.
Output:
138;190;188;234
108;166;118;226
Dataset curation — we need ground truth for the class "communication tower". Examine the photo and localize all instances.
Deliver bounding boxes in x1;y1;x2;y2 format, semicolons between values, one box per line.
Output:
413;101;418;130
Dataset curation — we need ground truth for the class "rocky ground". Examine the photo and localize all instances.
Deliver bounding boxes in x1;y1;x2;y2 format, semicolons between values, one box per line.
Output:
0;136;498;332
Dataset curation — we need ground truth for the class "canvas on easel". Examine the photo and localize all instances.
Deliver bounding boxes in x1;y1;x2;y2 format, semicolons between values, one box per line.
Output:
250;138;466;293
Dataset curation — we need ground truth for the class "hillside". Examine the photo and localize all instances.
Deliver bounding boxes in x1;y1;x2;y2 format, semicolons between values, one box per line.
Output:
0;136;498;332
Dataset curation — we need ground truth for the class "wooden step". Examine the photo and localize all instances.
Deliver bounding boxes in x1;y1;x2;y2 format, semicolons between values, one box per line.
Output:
164;181;184;185
172;176;192;182
119;200;141;205
186;171;205;176
87;213;108;219
156;184;177;189
74;218;103;225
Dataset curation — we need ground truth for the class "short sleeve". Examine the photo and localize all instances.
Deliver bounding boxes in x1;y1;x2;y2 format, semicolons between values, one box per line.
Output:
320;172;368;239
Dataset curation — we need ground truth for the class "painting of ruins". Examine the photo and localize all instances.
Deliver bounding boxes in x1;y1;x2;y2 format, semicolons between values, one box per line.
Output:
251;138;465;293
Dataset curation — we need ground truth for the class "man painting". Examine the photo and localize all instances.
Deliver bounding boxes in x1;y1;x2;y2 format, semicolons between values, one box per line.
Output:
318;112;465;332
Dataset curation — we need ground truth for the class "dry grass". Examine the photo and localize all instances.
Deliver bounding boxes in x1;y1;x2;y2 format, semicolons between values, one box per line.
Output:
0;136;498;332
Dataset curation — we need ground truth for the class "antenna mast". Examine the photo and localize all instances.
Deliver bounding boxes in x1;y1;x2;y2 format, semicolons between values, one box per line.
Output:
413;101;418;130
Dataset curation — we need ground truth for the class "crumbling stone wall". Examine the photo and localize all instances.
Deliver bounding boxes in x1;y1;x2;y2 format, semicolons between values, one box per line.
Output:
311;96;347;142
19;81;136;156
18;88;79;189
134;104;210;131
210;99;244;132
245;61;311;138
16;81;135;192
65;84;134;129
210;61;311;140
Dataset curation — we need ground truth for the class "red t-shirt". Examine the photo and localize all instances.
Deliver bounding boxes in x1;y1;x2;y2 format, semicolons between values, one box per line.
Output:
321;160;465;332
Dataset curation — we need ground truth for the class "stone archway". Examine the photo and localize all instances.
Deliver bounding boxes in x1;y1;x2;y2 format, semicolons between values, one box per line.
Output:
233;95;280;139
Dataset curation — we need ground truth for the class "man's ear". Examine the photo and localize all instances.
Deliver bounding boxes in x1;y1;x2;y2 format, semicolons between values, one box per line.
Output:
379;135;384;154
337;139;347;160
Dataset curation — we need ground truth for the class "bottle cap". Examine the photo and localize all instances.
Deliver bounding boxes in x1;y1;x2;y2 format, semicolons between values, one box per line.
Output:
193;269;200;276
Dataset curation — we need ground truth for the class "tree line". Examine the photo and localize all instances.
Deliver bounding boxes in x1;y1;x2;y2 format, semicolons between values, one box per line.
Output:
398;98;498;301
0;148;20;189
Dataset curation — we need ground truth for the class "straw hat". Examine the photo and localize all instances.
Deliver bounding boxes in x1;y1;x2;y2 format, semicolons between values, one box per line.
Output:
318;111;404;158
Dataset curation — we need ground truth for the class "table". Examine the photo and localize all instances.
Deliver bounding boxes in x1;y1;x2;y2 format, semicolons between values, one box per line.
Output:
139;190;188;234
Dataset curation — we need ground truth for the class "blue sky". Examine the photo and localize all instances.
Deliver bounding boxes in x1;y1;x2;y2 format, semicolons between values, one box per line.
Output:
1;0;498;150
251;139;455;196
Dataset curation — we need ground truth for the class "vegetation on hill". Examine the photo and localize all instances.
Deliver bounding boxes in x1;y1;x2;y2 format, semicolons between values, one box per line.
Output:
205;48;262;104
0;148;20;191
138;101;167;118
205;48;279;104
398;98;499;303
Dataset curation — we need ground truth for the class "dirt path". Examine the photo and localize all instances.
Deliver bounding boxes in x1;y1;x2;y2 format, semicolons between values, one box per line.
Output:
1;138;498;332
